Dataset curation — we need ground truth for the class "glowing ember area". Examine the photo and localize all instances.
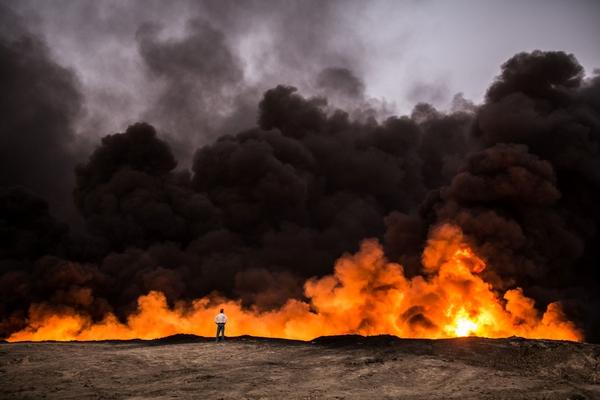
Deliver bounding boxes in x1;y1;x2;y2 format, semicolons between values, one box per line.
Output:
7;224;583;342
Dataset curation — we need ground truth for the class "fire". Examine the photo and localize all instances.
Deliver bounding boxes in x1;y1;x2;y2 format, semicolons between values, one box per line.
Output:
449;308;479;337
7;224;583;342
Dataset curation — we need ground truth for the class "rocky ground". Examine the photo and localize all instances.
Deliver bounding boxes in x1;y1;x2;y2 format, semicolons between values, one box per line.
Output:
1;334;599;399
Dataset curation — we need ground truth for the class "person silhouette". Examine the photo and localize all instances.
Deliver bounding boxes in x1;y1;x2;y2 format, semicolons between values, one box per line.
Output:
214;309;227;342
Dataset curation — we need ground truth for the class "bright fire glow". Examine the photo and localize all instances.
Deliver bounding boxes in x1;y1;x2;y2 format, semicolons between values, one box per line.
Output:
451;308;479;337
7;224;584;342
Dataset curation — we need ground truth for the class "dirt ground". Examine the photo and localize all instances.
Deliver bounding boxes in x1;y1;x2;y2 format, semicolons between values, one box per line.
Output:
1;334;599;399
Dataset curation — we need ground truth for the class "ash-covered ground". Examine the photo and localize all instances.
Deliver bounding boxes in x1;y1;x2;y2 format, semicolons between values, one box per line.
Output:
1;335;599;400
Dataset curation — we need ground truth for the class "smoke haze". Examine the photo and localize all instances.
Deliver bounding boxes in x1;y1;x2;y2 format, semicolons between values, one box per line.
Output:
1;1;599;341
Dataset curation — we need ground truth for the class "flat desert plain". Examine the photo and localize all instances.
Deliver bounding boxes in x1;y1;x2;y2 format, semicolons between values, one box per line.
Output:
1;335;599;399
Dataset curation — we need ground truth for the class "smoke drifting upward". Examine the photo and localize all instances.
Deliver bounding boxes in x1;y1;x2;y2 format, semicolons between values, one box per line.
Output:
1;1;600;342
0;5;83;221
136;18;251;161
3;0;371;172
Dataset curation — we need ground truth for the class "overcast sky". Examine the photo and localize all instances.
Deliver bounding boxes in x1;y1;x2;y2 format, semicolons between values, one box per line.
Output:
6;0;600;143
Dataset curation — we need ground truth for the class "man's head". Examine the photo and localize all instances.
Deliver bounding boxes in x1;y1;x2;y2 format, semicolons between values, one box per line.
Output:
220;308;224;313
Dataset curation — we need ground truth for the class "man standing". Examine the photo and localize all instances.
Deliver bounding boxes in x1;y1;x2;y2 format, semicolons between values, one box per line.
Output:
214;309;227;342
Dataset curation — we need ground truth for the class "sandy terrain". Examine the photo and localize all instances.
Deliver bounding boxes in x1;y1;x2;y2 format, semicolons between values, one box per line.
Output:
1;334;599;399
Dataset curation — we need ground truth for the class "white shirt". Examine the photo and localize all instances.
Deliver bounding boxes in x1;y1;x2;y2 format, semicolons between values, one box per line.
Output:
215;312;228;324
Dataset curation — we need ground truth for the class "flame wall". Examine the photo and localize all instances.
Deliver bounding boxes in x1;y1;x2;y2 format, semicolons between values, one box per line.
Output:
8;224;582;342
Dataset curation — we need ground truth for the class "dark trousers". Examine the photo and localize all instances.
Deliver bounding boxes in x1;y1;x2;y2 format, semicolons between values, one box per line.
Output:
216;323;226;341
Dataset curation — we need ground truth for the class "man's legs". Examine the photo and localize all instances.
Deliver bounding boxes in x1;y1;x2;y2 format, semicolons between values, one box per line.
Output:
216;323;225;341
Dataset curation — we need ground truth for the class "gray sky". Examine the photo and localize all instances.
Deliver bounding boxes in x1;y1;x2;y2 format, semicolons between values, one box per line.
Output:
358;0;600;110
6;0;600;147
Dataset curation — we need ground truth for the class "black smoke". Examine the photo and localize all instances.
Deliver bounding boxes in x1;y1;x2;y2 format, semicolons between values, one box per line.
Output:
1;25;600;342
446;51;600;338
0;4;83;222
136;19;253;161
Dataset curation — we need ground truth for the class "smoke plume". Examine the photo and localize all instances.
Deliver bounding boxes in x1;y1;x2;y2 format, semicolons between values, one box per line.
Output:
0;4;83;221
1;1;599;342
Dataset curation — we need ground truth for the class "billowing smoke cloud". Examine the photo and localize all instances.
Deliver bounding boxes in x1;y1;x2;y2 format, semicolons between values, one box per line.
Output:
317;67;366;98
136;18;252;160
73;122;220;250
130;1;371;164
3;0;370;169
1;1;599;342
0;4;83;221
464;51;600;336
418;51;600;339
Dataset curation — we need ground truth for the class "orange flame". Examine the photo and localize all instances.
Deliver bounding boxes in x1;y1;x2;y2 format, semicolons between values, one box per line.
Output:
7;224;583;342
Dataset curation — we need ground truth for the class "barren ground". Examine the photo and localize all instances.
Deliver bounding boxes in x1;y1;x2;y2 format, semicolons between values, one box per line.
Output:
1;335;599;399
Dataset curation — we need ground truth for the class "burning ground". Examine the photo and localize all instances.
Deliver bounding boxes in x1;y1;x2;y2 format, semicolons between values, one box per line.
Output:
1;0;600;343
5;224;582;342
1;335;599;399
